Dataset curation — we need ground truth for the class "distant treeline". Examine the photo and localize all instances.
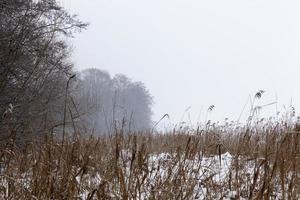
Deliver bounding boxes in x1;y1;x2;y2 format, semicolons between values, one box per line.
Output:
75;68;153;134
0;0;153;141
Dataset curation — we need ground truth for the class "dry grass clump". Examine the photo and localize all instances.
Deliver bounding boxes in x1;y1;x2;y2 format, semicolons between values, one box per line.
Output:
0;119;299;199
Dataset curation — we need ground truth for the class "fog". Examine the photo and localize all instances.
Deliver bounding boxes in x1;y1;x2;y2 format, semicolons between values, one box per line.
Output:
61;0;300;126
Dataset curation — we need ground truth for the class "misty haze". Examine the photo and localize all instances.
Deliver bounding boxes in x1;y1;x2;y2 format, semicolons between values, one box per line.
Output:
0;0;299;199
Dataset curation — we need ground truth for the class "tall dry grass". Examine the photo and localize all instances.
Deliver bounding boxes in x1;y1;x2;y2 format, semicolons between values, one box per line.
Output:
0;117;299;199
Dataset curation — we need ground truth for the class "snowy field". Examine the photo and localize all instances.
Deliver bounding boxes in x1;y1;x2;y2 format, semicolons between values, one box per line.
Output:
0;129;299;199
77;151;298;200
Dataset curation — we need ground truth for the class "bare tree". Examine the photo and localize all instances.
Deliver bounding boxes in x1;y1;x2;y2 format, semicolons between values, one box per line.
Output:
76;68;153;134
0;0;87;141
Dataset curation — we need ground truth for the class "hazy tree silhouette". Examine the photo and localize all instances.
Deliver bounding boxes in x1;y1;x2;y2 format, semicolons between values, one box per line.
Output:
76;68;153;134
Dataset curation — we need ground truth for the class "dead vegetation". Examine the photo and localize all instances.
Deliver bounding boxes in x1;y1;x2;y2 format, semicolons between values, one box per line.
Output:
0;119;299;199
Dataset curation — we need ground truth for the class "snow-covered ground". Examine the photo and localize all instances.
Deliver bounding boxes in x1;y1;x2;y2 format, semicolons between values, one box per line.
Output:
74;151;298;199
0;150;298;199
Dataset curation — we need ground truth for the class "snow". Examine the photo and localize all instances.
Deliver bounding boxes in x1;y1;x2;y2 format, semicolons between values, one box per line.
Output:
0;151;298;199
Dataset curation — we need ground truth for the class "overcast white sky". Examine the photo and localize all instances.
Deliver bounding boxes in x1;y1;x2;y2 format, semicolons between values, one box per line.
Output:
60;0;300;126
